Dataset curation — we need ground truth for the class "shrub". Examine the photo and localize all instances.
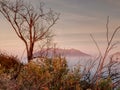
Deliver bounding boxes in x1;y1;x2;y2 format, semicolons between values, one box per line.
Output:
98;77;112;90
16;57;82;90
0;52;19;70
0;52;20;90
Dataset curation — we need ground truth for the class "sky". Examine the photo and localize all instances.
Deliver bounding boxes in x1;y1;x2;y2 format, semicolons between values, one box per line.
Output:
0;0;120;57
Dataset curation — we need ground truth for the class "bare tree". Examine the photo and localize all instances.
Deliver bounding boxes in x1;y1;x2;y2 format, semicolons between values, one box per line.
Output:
0;0;59;62
90;16;120;89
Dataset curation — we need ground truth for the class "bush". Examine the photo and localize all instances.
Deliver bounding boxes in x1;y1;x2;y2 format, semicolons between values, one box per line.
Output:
98;77;112;90
0;52;19;69
0;52;20;90
16;57;81;90
0;52;118;90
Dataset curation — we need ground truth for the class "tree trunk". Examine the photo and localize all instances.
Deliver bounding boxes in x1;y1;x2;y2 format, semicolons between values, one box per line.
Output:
27;52;33;62
27;43;34;62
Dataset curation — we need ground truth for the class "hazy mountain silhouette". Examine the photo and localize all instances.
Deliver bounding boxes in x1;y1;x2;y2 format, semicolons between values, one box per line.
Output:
34;48;90;57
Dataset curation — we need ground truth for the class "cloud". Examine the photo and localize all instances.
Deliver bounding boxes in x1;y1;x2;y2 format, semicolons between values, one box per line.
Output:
106;0;120;6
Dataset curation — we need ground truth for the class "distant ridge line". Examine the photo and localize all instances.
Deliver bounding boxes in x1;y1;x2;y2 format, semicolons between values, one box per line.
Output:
34;48;90;57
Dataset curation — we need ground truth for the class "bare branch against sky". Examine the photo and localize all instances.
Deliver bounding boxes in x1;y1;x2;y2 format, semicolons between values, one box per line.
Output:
0;0;120;55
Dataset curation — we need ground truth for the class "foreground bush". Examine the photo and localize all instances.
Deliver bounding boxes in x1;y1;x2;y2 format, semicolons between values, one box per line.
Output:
97;77;112;90
17;57;81;90
0;52;20;90
0;52;120;90
0;53;82;90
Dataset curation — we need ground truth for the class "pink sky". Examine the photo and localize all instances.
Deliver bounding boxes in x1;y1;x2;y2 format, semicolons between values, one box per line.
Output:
0;0;120;57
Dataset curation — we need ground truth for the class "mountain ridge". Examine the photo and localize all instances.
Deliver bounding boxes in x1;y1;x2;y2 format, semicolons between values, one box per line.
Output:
34;48;90;57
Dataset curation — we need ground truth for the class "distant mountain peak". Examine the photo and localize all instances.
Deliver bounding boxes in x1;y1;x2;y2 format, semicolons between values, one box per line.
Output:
34;48;90;57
